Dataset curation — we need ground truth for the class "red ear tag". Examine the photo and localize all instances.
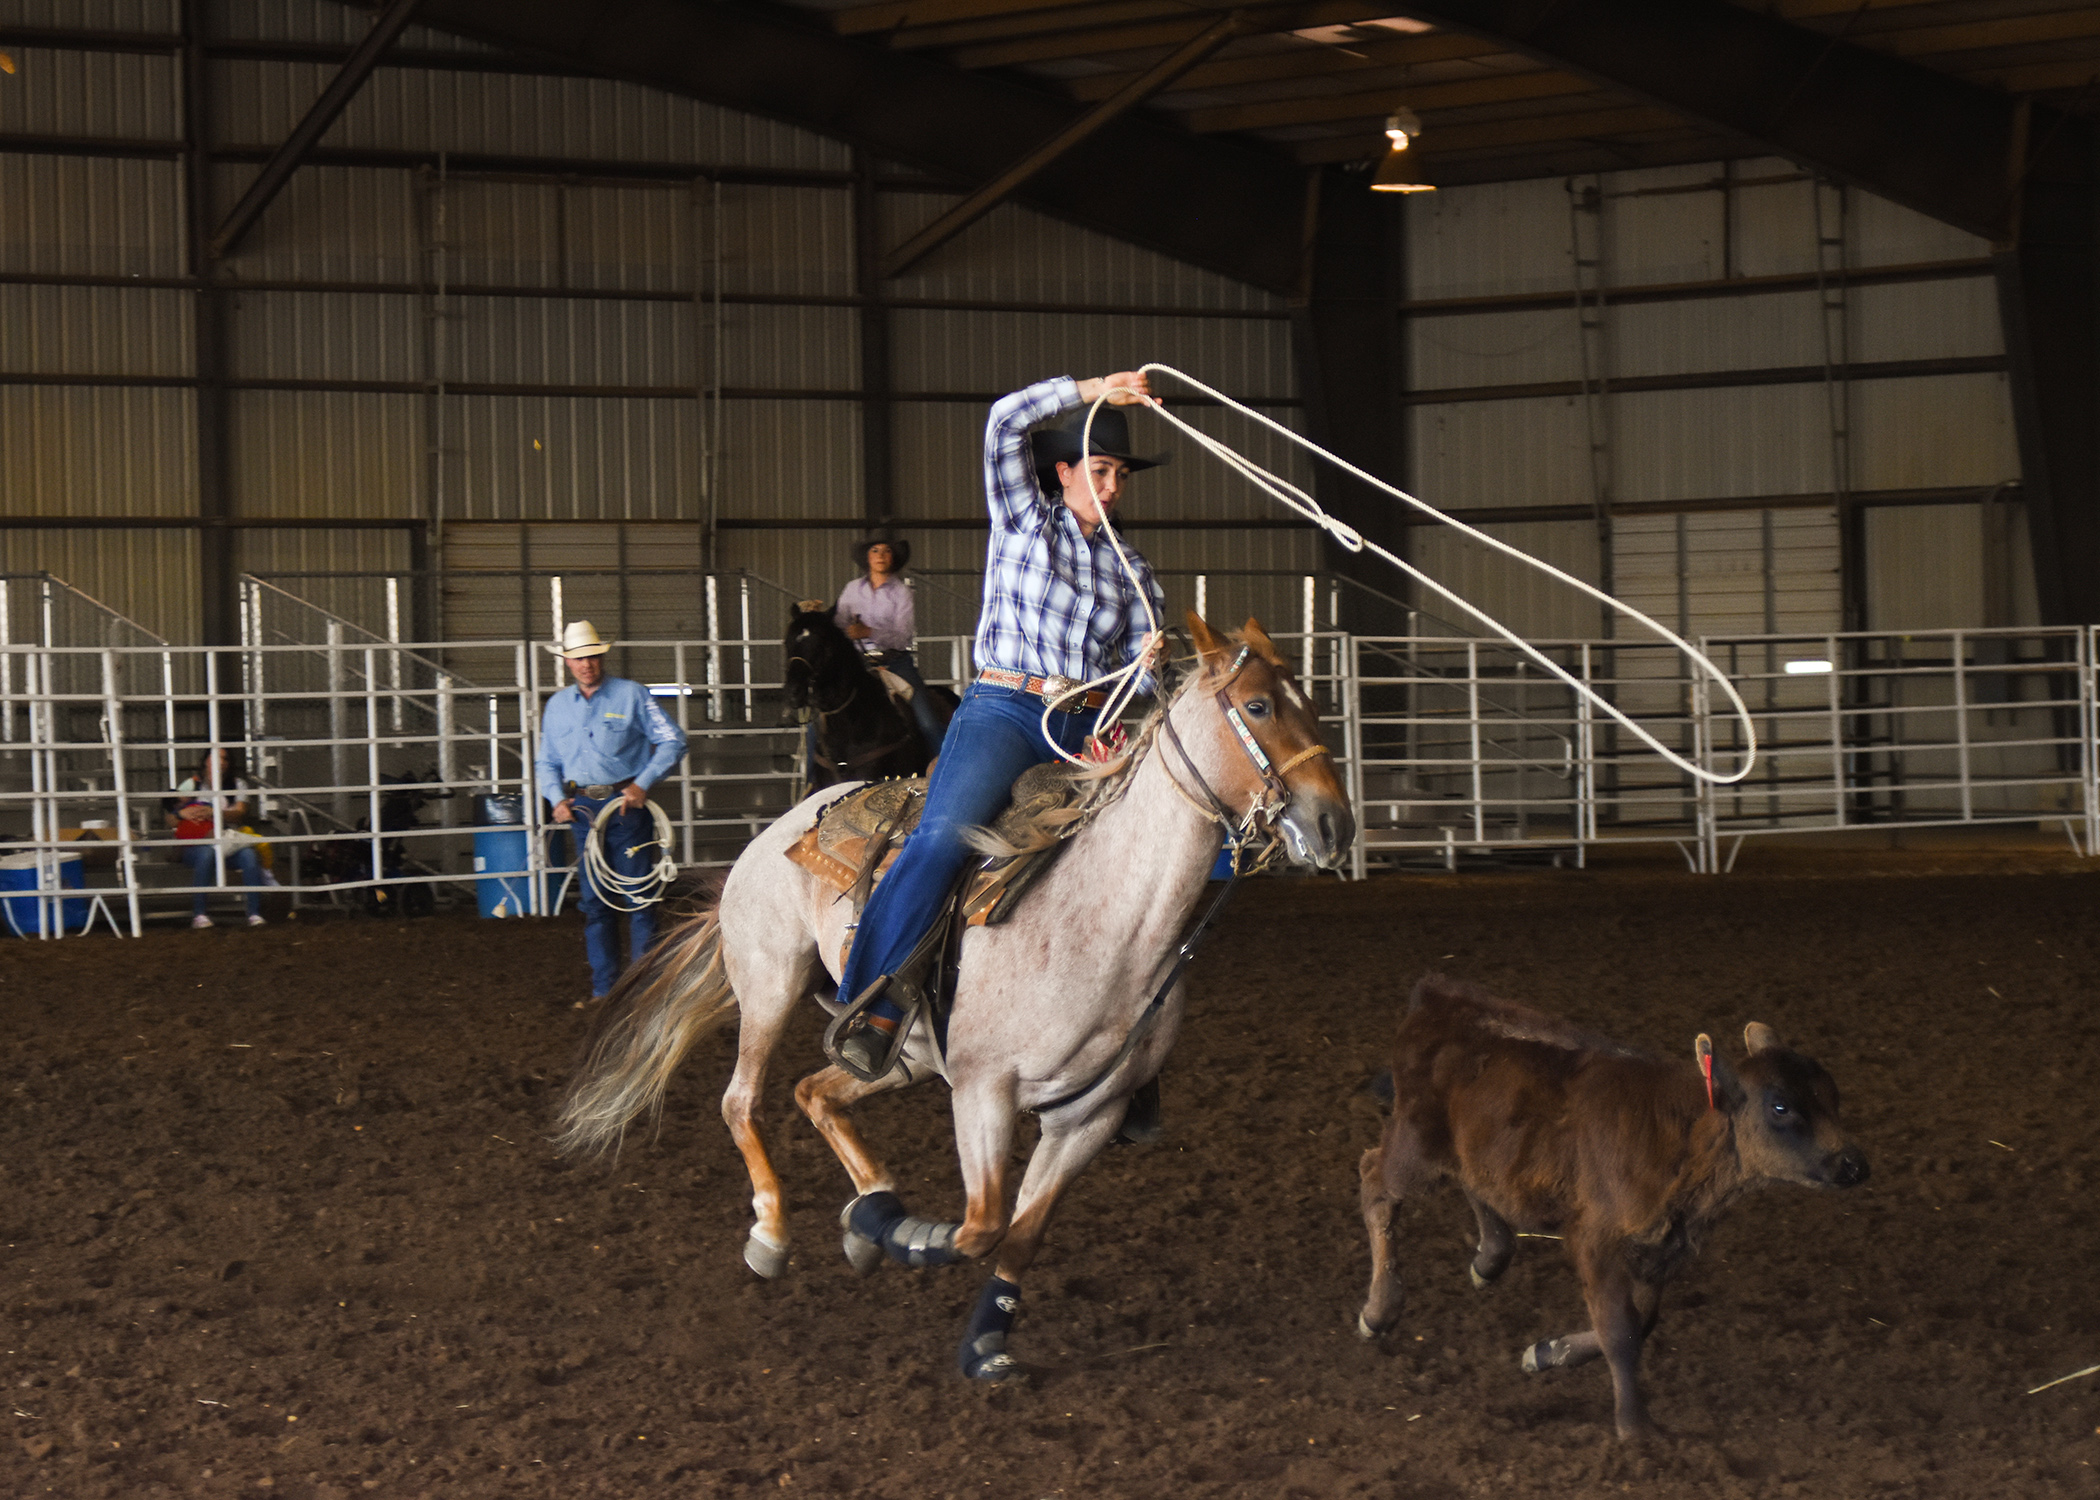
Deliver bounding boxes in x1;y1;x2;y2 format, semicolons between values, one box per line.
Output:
1701;1054;1715;1111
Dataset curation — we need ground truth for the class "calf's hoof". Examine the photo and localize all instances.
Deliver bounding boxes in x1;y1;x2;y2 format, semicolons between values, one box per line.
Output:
743;1230;788;1280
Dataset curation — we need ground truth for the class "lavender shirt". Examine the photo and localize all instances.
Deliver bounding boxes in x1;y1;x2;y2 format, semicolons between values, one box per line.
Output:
835;576;915;655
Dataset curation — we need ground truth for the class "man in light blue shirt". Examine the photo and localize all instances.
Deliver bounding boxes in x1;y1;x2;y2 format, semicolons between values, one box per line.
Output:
535;620;688;1001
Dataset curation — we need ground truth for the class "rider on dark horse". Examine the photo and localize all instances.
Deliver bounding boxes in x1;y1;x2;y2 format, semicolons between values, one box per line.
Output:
831;535;946;760
833;371;1169;1081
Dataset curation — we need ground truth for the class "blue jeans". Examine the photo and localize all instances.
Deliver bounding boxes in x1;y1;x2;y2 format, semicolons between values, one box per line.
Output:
569;795;664;998
836;682;1099;1012
181;842;264;918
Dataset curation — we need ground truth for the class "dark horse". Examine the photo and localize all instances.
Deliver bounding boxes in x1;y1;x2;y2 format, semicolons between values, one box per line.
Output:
782;607;953;787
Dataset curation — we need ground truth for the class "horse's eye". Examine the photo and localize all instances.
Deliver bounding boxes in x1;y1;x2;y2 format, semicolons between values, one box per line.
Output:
1244;698;1270;719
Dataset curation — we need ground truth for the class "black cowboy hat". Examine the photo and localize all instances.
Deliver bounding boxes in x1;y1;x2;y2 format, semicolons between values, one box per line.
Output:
852;535;910;572
1029;406;1171;488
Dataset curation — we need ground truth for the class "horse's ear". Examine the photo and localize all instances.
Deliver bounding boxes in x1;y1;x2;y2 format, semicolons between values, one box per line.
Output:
1186;611;1229;665
1240;618;1280;662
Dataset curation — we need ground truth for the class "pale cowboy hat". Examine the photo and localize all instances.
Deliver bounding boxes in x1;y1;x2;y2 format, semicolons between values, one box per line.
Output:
1030;405;1171;489
548;619;613;658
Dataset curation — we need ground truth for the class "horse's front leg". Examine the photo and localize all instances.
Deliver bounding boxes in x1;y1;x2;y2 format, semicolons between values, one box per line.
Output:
952;1092;1128;1381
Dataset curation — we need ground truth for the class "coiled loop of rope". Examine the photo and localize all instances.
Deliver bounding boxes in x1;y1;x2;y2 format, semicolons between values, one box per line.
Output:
1046;364;1758;787
581;797;678;912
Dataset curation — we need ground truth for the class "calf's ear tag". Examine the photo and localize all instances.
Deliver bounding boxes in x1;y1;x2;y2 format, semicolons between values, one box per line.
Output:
1694;1033;1715;1111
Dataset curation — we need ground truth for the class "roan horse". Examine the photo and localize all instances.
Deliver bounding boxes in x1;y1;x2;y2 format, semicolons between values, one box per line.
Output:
781;606;952;788
556;615;1354;1378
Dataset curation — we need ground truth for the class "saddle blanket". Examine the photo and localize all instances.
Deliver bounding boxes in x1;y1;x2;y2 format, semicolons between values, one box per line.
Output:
785;763;1079;928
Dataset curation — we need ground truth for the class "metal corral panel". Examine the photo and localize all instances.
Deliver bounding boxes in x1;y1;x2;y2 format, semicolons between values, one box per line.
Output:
1850;374;2018;491
229;291;421;385
1410;519;1603;640
0;530;199;643
0;154;186;277
1867;501;2039;632
0;44;179;139
1611;384;1835;502
714;185;855;298
443;395;699;522
714;400;861;522
0;385;195;517
1;284;192;377
215;164;419;283
1410;398;1593;512
880;194;1283;310
229;391;423;518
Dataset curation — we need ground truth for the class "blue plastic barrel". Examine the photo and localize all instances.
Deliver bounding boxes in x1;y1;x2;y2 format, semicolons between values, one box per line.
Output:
473;829;530;918
1;851;88;936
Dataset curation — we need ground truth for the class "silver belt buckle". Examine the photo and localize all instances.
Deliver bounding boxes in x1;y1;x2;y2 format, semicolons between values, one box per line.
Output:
1039;675;1082;712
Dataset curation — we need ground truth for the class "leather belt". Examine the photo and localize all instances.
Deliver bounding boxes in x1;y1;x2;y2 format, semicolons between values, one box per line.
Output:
565;781;626;799
977;667;1107;712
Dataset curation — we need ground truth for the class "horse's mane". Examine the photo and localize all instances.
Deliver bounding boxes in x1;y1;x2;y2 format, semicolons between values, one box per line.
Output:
962;631;1273;858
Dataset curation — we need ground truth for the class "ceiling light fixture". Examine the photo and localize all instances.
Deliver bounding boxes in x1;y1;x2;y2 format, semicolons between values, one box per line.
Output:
1371;108;1434;193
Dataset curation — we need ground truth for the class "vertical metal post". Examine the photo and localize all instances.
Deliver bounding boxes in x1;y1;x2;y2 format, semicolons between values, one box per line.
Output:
674;642;695;867
386;575;404;732
740;574;754;723
1346;634;1366;880
1953;627;1973;822
327;620;349;825
1300;574;1315;688
705;574;723;723
1194;574;1207;623
365;646;384;896
1467;639;1485;847
1693;657;1716;873
27;646;51;937
244;578;267;751
101;650;143;938
0;576;11;742
550;575;565;644
518;641;544;916
1826;634;1845;827
161;649;178;790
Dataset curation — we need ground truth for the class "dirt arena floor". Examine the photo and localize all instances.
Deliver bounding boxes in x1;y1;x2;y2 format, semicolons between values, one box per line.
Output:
6;850;2100;1499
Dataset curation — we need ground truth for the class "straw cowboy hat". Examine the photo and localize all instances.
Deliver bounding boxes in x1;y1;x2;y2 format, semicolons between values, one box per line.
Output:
1030;405;1171;488
549;619;613;658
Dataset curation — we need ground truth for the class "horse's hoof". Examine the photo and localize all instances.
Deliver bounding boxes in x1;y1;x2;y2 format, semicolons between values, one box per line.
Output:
743;1231;788;1280
842;1228;883;1276
960;1350;1028;1383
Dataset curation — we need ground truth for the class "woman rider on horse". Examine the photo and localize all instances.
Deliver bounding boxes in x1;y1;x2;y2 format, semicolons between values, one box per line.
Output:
833;370;1169;1081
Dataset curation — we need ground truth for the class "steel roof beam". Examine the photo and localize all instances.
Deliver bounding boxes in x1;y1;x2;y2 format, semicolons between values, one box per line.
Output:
1392;0;2031;241
405;0;1311;294
206;0;427;260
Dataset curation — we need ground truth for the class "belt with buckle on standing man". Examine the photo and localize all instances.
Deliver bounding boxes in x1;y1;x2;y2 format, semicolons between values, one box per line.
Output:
535;620;688;1006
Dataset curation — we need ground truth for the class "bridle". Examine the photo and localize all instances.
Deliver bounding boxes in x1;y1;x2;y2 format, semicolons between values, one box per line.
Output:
1157;644;1332;875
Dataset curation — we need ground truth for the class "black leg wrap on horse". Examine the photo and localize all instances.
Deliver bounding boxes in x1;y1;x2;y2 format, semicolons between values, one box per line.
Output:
846;1191;963;1269
1522;1337;1567;1374
957;1275;1023;1381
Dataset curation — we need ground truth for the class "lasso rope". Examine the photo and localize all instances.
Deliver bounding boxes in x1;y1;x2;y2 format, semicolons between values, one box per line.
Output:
1043;364;1758;786
581;797;678;912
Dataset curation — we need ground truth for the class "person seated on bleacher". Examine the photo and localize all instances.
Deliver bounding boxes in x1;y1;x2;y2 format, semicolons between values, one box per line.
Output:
169;747;270;930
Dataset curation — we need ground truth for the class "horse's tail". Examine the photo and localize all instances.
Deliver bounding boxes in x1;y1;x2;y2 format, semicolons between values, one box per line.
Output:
553;878;737;1162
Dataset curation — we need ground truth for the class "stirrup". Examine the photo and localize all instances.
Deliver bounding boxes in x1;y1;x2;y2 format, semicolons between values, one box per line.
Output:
825;976;918;1083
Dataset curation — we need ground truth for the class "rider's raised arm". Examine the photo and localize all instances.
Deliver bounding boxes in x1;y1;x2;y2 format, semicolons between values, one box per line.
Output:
983;376;1078;535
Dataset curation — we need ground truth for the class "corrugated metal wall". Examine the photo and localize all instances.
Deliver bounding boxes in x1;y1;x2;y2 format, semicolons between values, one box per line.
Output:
1;0;1316;647
1404;157;2026;640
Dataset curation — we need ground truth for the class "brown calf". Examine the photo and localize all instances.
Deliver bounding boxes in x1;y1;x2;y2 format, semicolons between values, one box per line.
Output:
1357;975;1869;1440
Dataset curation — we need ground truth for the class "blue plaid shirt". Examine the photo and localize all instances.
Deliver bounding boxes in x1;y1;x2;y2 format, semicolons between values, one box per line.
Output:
974;377;1165;685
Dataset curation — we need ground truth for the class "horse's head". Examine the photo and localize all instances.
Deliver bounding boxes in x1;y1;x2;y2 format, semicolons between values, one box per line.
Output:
782;605;852;713
1176;612;1355;872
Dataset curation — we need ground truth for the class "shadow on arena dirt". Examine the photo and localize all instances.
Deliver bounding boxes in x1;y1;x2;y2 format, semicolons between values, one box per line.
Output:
4;860;2099;1498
